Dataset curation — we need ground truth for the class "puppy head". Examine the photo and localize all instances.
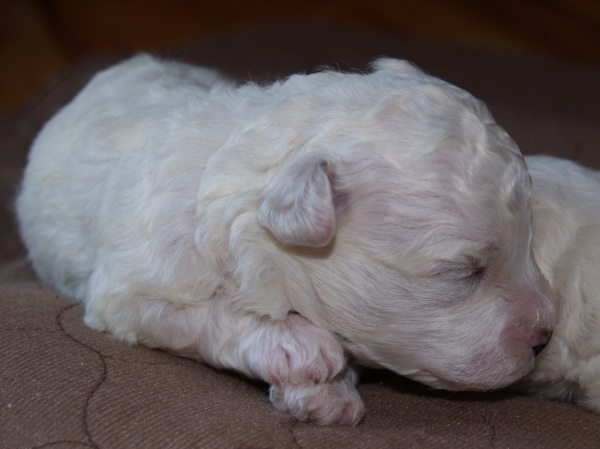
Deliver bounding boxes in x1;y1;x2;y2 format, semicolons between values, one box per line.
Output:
258;59;554;391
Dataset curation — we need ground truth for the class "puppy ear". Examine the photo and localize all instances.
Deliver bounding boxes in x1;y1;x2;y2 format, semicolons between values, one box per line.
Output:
258;153;338;247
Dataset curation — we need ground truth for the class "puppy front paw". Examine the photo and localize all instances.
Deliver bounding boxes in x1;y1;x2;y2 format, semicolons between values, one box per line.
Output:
251;313;346;387
269;368;365;425
241;313;361;424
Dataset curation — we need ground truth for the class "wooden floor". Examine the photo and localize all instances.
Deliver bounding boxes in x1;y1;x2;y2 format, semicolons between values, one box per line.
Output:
2;0;600;115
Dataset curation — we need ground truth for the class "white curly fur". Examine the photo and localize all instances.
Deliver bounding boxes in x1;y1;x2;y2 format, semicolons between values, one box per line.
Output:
515;155;600;414
16;55;554;425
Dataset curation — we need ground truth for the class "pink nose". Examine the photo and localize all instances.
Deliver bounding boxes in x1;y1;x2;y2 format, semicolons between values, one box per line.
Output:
531;328;552;357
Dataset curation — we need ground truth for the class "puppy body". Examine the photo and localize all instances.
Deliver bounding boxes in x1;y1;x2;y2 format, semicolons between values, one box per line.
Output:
519;156;600;413
16;55;553;425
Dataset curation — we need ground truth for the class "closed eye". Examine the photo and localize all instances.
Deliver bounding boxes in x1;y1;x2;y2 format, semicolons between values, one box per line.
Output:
434;256;488;286
467;261;487;281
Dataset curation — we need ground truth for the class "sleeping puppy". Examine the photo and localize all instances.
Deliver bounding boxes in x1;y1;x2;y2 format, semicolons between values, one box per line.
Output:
16;55;553;425
516;155;600;414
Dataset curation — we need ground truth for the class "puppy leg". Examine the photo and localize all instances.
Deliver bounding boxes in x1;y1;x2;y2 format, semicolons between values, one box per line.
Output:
89;297;364;425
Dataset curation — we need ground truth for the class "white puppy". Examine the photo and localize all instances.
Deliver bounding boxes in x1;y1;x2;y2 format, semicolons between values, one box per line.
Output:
516;155;600;414
16;55;553;425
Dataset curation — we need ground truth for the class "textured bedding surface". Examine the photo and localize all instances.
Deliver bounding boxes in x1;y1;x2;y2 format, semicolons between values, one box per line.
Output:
2;25;600;448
